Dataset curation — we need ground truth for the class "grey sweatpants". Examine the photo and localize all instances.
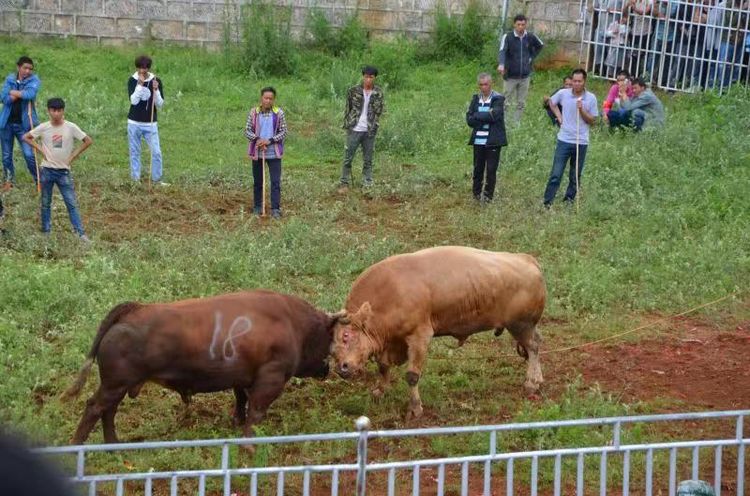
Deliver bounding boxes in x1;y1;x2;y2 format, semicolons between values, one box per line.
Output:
503;77;531;124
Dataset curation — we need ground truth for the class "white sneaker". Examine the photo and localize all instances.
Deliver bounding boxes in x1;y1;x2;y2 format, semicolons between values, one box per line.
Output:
79;234;92;244
155;181;170;187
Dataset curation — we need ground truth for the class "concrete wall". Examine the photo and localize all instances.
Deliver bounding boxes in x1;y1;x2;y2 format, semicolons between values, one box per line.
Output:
0;0;581;57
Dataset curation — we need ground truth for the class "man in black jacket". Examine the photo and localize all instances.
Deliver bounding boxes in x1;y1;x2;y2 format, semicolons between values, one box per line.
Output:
127;54;166;186
466;73;507;204
497;14;544;125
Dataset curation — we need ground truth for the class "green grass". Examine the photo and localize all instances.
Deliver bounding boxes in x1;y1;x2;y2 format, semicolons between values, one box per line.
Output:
0;36;748;490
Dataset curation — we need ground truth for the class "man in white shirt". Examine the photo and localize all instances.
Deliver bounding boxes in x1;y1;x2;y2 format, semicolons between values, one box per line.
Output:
543;69;598;207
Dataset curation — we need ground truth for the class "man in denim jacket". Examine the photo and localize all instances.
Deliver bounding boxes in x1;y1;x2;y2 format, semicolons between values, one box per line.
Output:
0;56;41;189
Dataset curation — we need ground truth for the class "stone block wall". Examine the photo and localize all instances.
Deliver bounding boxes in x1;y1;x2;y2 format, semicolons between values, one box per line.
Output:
0;0;581;59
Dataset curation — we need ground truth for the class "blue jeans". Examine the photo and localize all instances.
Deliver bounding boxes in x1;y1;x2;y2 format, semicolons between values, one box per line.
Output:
252;158;281;211
127;122;163;182
40;167;85;235
707;44;742;90
1;122;38;184
543;140;588;206
607;109;646;131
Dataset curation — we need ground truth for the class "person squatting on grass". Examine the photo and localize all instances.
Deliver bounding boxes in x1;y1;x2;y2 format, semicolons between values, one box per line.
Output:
338;65;385;192
543;68;598;208
0;56;41;189
607;77;665;131
466;73;507;204
245;86;287;220
542;75;572;127
602;69;634;126
23;98;93;242
127;55;167;186
497;14;544;125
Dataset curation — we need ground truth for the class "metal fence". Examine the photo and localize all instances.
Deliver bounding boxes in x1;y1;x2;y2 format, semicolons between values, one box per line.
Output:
37;409;748;495
580;0;750;93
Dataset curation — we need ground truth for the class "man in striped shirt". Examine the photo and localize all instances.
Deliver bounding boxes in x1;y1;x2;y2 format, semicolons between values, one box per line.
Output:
466;73;507;204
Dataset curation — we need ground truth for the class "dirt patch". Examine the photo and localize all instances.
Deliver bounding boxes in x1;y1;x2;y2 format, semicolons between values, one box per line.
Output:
85;184;252;240
573;318;750;410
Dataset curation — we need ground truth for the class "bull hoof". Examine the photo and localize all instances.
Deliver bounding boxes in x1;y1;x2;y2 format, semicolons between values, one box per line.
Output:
523;381;542;397
406;404;423;420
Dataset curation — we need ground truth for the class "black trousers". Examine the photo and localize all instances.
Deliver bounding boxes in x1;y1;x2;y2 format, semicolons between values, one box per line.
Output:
252;158;281;211
472;145;501;200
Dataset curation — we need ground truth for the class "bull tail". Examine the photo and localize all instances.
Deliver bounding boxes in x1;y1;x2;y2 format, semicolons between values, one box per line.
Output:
61;301;142;400
61;358;95;400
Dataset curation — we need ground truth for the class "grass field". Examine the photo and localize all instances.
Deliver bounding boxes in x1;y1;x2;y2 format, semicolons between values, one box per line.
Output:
0;36;748;491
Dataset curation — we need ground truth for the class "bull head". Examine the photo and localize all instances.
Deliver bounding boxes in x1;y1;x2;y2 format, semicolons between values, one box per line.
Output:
330;302;373;379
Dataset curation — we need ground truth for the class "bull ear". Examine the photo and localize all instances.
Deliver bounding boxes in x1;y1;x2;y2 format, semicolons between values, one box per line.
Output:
354;301;373;327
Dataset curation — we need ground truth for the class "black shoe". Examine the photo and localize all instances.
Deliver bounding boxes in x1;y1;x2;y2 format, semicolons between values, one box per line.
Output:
253;207;262;216
271;209;282;220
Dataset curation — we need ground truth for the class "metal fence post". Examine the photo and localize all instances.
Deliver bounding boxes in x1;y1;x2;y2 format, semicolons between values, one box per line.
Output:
737;415;745;496
355;416;371;496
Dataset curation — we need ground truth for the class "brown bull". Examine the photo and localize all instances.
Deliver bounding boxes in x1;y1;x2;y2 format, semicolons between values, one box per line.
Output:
63;290;343;447
330;246;546;418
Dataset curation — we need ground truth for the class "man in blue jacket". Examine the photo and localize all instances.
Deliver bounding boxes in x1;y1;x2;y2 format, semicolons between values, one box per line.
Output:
466;73;507;204
497;14;544;125
0;56;40;190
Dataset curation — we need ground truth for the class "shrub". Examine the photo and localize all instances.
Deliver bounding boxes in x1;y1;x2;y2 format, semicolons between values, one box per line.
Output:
311;59;359;100
305;8;336;52
366;37;417;90
336;12;369;55
236;1;300;76
419;0;495;61
303;9;369;56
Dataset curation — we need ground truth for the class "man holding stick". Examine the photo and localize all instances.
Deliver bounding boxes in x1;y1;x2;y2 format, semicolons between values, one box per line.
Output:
127;55;166;186
542;68;598;209
245;86;287;220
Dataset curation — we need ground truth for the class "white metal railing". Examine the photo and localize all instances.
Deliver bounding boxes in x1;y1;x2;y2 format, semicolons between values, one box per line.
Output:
36;409;748;495
580;0;750;94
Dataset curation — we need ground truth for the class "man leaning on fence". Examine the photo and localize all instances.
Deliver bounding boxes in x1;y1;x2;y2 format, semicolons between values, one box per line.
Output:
497;14;544;125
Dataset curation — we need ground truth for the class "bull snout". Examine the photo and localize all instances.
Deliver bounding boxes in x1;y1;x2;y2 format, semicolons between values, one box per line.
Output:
336;362;353;379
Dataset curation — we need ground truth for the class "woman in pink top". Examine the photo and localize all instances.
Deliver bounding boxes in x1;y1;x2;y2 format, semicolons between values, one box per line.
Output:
602;69;634;122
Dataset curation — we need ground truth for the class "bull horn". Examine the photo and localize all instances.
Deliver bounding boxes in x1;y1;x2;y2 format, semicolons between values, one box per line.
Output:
328;310;350;324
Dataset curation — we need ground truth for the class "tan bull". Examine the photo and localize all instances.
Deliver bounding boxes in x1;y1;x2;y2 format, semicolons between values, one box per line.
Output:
330;246;546;418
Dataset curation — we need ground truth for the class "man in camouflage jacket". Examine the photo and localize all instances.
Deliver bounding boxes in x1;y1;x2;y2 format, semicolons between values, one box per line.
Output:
339;65;385;191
